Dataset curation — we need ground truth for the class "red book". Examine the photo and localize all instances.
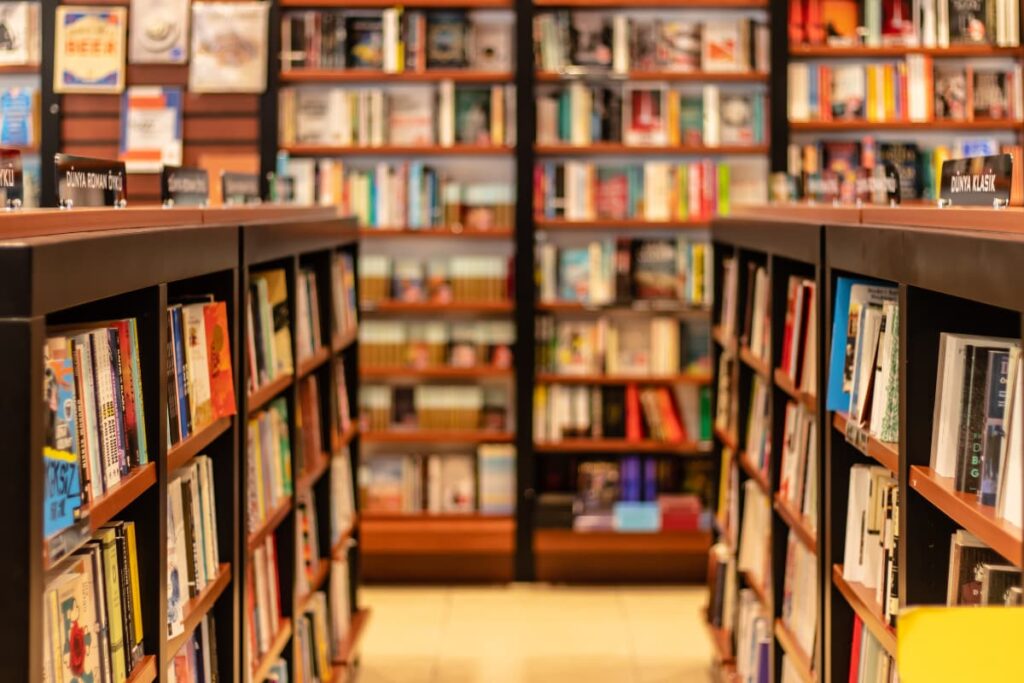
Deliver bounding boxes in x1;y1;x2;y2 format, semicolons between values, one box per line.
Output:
779;278;799;374
625;383;643;442
655;387;686;443
203;301;237;419
805;0;825;45
113;320;140;465
789;0;806;43
849;614;864;683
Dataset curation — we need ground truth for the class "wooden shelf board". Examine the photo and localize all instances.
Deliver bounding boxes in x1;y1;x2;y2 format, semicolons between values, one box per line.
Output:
712;325;737;353
281;144;514;156
331;663;350;683
737;451;770;495
713;425;739;451
283;0;510;5
832;564;897;657
0;64;39;75
251;618;293;683
534;439;709;455
536;70;768;82
297;455;330;494
909;465;1022;568
246;497;293;554
773;493;818;554
774;618;815;683
363;515;515;554
536;218;711;231
332;328;358;353
297;345;331;378
334;608;372;666
534;529;711;554
247;372;294;415
702;613;735;662
333;424;359;451
281;69;513;83
535;371;711;386
535;143;769;155
359;227;514;239
832;412;899;473
83;463;157;534
791;119;1023;131
741;569;770;610
362;430;515;444
165;563;232;663
738;345;770;378
331;517;359;559
362;300;514;314
362;366;514;379
125;655;157;683
774;368;817;413
535;0;766;6
536;300;711;315
296;558;332;615
168;416;232;473
791;44;1024;58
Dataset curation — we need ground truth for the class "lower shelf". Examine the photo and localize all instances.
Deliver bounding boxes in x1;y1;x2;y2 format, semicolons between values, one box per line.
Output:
533;529;710;583
125;655;157;683
335;608;372;666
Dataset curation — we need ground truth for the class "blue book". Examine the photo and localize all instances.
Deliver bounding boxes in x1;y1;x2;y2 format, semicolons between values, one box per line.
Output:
808;67;818;117
826;276;897;411
545;162;555;219
43;351;82;538
621;456;641;502
613;502;660;532
558;248;589;301
171;306;192;439
643;458;658;501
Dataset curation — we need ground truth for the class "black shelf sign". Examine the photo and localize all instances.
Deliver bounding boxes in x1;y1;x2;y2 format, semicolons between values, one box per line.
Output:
55;154;127;209
0;148;23;209
939;154;1013;207
162;167;210;207
222;171;261;206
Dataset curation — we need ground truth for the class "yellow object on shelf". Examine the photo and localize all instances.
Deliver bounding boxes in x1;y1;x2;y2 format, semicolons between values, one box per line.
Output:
898;607;1024;682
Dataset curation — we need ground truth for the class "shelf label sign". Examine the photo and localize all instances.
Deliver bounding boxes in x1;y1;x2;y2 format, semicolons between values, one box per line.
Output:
55;154;127;208
162;167;209;207
0;148;23;208
222;171;261;206
939;154;1013;207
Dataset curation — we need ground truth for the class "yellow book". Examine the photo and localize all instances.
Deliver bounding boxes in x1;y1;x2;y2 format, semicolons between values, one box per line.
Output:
865;66;877;122
667;94;680;146
899;607;1024;682
693;243;705;303
491;85;504;146
883;65;895;121
250;418;266;519
99;527;127;683
125;522;144;647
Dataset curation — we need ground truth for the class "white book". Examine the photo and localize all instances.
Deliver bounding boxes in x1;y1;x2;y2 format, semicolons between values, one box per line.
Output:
643;162;671;221
997;352;1023;527
702;85;721;147
849;305;882;424
843;465;871;584
382;8;401;73
869;302;895;437
166;477;188;636
922;0;937;47
787;63;810;122
612;15;629;74
438;80;455;147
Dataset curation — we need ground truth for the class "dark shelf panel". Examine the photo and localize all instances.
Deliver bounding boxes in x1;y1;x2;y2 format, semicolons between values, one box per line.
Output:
247;373;294;415
832;412;899;473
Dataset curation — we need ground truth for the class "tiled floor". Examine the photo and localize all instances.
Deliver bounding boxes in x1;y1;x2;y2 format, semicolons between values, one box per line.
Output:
355;585;713;683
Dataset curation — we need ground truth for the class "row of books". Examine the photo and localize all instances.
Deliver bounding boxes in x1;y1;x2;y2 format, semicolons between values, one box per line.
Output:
930;334;1022;523
534;12;769;74
167;456;221;637
734;587;770;683
738;263;769;361
248;269;294;393
44;320;149;540
789;58;1024;123
297;376;328;479
843;465;899;624
826;278;899;444
167;300;237;446
789;0;1021;48
359;319;515;369
781;532;818;662
714;354;739;441
246;399;294;533
294;591;335;683
848;615;896;683
283;157;515;231
743;375;771;475
534;159;767;222
296;268;324;363
170;616;219;683
333;253;359;341
707;543;738;631
537;238;712;307
360;384;509;433
296;490;324;596
947;529;1022;605
780;276;819;393
537;84;767;148
360;445;516;514
43;522;145;683
246;536;284;675
534;316;708;377
779;401;819;524
360;254;512;305
533;382;710;444
737;478;771;589
279;84;516;147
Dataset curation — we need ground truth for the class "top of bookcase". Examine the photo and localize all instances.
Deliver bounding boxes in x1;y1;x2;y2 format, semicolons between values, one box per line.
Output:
861;206;1024;235
713;215;823;265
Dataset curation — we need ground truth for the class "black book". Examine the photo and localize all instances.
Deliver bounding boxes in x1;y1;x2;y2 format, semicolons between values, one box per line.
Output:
614;238;632;303
535;493;576;529
207;614;220;683
111;522;139;671
569;12;612;67
346;15;384;69
287;14;307;69
171;306;193;438
392;387;416;426
956;345;996;492
166;309;181;443
631;239;678;300
180;477;199;599
948;0;992;45
601;385;627;438
425;10;467;68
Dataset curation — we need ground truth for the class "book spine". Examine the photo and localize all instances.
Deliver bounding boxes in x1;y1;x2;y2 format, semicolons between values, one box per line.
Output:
172;306;193;439
166;309;181;445
107;328;130;474
92;331;121;491
115;321;140;468
128;319;148;464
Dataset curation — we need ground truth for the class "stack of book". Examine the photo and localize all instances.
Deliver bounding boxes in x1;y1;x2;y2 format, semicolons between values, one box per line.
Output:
778;276;818;394
536;237;712;306
294;591;334;683
737;478;771;589
779;402;818;526
295;490;322;597
332;253;359;339
360;320;515;369
360;254;512;305
167;456;222;637
848;614;896;683
246;536;284;673
533;11;769;74
282;8;512;73
279;84;516;148
167;300;237;446
781;532;818;663
170;616;219;683
248;269;295;393
296;268;324;362
43;522;146;682
247;398;294;530
360;384;508;433
946;530;1021;605
843;465;899;625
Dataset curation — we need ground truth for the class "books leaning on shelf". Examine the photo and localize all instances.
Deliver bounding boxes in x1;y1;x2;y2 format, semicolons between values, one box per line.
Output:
43;522;146;682
533;382;710;445
167;455;221;638
534;314;709;377
331;448;357;540
247;398;294;531
282;8;513;73
930;335;1022;525
296;267;325;362
744;375;770;475
781;532;818;661
167;299;237;446
714;354;738;439
248;268;295;393
536;237;712;307
361;384;509;432
718;255;740;339
246;536;284;674
735;588;771;683
848;614;896;683
537;83;767;148
740;263;769;360
779;275;818;394
779;401;819;528
294;592;334;683
534;11;769;74
360;320;515;369
843;465;899;626
332;252;358;339
534;158;769;222
297;375;327;477
360;253;512;305
947;529;1022;605
360;444;515;514
279;83;515;147
170;616;220;683
737;478;771;589
789;0;1021;48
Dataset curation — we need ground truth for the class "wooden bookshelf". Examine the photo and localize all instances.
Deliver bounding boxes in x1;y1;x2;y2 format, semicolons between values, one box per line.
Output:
713;425;739;451
363;430;515;444
737;451;770;495
361;300;515;314
82;463;157;535
250;619;294;683
281;69;514;83
297;345;332;378
773;368;816;413
774;619;815;683
359;227;514;240
738;345;770;378
535;529;710;582
536;70;769;83
332;329;358;353
791;119;1023;132
296;558;332;615
247;373;294;414
535;371;711;385
0;64;40;75
535;143;770;155
536;218;711;231
333;424;359;451
167;417;232;473
280;144;515;156
534;439;709;455
362;366;514;379
125;656;158;683
335;609;372;666
832;412;899;474
165;563;233;663
246;498;293;554
773;493;818;554
331;517;359;559
791;45;1024;58
831;564;897;657
296;456;331;495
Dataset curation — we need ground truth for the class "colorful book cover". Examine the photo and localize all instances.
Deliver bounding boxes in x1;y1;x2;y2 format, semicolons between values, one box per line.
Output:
55;557;102;681
120;86;183;172
656;21;699;71
569;12;612;67
948;0;991;44
973;70;1009;120
719;93;756;145
632;239;679;299
54;7;127;94
935;65;969;120
0;2;39;65
455;87;492;144
189;2;268;93
346;14;383;68
0;87;35;148
203;301;237;420
426;10;467;68
129;0;189;64
558;247;589;301
44;339;83;539
879;142;921;200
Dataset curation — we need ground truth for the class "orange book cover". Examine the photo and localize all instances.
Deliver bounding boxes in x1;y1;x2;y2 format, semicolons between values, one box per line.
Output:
203;301;237;419
789;0;806;43
655;387;687;443
625;383;643;442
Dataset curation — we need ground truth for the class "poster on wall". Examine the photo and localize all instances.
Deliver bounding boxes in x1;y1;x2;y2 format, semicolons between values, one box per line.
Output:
0;2;41;66
129;0;189;64
53;6;127;94
119;86;184;173
189;2;268;94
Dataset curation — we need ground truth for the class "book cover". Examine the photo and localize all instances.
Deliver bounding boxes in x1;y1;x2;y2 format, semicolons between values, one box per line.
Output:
720;93;756;145
44;339;83;539
879;142;921;200
558;247;589;301
467;15;511;71
632;239;678;299
0;86;36;148
112;321;139;469
203;301;237;420
426;10;467;68
189;2;268;93
935;65;969;120
455;87;492;144
822;0;860;43
578;461;619;513
129;0;188;64
54;7;127;94
657;21;699;71
569;12;612;67
54;557;103;681
973;70;1010;119
440;454;475;512
120;86;183;173
252;269;294;377
623;85;666;146
0;2;39;65
831;64;866;119
701;20;744;72
948;0;991;44
345;14;383;68
629;20;659;71
979;350;1010;505
882;0;916;42
948;532;1005;604
387;87;435;146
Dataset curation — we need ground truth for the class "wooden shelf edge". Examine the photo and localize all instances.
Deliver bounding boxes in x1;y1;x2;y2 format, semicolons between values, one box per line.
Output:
535;143;769;155
738;451;770;495
773;493;818;554
247;372;294;415
702;611;735;663
535;300;711;315
534;439;709;455
297;456;330;494
165;563;232;663
831;564;897;657
535;372;711;385
832;412;899;473
281;69;513;83
246;498;293;554
534;528;712;554
84;462;158;534
791;118;1022;131
334;424;359;451
739;345;771;378
536;69;768;83
167;416;232;473
359;227;514;239
714;425;739;451
774;618;815;683
281;144;514;156
535;218;711;231
251;618;293;683
363;430;515;444
712;325;738;353
125;655;157;683
296;558;332;615
362;366;514;379
362;300;514;314
774;367;817;412
297;346;331;378
335;608;372;666
332;329;358;353
331;517;358;559
791;45;1024;58
741;569;770;610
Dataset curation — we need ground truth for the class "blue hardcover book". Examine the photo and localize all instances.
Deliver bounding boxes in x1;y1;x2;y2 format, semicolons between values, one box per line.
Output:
613;501;660;532
107;327;129;475
44;350;83;538
128;319;148;465
369;173;378;226
808;67;818;118
979;350;1010;506
621;456;641;502
558;247;590;301
171;306;192;439
643;458;658;501
753;94;764;144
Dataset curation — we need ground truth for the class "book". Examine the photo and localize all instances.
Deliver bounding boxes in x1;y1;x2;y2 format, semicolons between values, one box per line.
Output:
189;1;268;93
426;10;468;68
948;0;991;44
657;21;700;71
120;86;183;173
947;530;1007;605
43;338;83;538
387;87;435;146
54;6;127;94
129;0;188;64
935;65;970;120
569;12;612;67
346;14;383;68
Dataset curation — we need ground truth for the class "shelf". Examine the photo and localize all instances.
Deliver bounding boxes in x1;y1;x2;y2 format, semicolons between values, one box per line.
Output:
165;563;232;663
168;417;232;473
332;424;359;451
362;514;515;554
534;439;709;455
534;529;711;554
537;70;768;83
251;618;293;683
738;345;770;378
535;371;711;385
0;64;39;75
246;497;293;554
334;608;372;666
359;227;514;239
773;493;818;554
361;300;514;314
536;218;711;231
362;366;514;380
832;412;899;473
832;564;897;657
297;346;331;378
331;517;358;559
712;325;737;353
82;463;158;534
713;425;739;451
125;655;157;683
536;529;711;581
280;144;514;156
332;328;358;353
702;614;734;662
908;466;1022;568
791;119;1023;131
774;368;817;413
535;143;770;155
362;430;515;444
536;300;711;315
741;570;770;610
247;373;294;415
281;69;513;83
790;44;1024;58
534;0;767;5
296;455;330;494
737;451;770;495
774;618;815;683
282;0;510;5
296;558;332;615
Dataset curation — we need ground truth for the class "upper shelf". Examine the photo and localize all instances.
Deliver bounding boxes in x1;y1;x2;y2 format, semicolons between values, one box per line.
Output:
791;45;1024;58
535;143;770;156
281;70;514;83
791;119;1023;132
536;70;769;83
280;144;514;156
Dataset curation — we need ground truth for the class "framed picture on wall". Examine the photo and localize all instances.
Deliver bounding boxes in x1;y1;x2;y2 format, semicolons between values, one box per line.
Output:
53;6;127;94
